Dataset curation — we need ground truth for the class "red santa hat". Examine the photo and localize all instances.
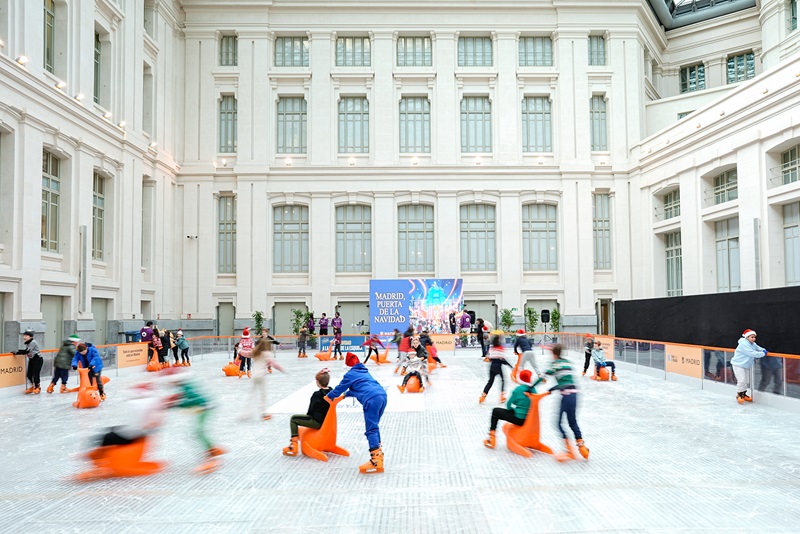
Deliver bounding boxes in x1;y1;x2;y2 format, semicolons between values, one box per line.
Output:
519;370;533;385
345;352;359;367
242;327;250;338
742;329;756;338
516;329;526;335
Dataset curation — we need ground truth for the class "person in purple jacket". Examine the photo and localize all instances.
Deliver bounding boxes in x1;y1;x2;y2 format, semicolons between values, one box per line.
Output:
327;352;388;474
306;313;316;335
318;313;329;336
332;311;343;333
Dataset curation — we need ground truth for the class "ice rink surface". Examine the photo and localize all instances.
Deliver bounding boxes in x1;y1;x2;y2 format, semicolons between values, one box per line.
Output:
2;348;799;533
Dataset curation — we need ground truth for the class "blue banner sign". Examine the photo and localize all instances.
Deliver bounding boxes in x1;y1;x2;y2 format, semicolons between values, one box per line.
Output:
369;279;464;335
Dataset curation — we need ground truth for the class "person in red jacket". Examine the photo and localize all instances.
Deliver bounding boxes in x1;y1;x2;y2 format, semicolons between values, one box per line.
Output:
361;333;385;364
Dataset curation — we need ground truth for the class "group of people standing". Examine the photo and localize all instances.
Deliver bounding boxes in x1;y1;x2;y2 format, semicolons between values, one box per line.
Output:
140;321;190;367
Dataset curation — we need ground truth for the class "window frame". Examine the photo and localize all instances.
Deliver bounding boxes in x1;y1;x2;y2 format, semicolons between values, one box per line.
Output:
338;96;370;154
457;36;493;67
92;172;106;261
398;204;435;273
217;196;237;274
663;189;681;220
665;231;683;297
219;35;238;67
41;150;60;252
680;63;706;93
399;96;431;154
396;36;432;67
726;51;755;84
588;35;606;66
593;193;612;270
276;96;308;154
336;36;371;67
590;95;608;152
521;96;552;153
274;36;309;67
336;204;372;273
273;204;309;273
521;203;558;271
218;94;238;153
43;0;55;73
459;203;496;272
715;218;741;292
713;169;738;205
460;96;492;153
518;36;553;67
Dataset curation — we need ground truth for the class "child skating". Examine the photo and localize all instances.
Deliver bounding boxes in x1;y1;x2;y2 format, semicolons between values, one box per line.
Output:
244;336;285;421
326;353;388;473
238;327;255;377
47;335;79;393
480;332;511;403
545;344;589;462
731;329;767;404
591;340;617;380
361;333;385;364
282;369;332;456
483;370;543;448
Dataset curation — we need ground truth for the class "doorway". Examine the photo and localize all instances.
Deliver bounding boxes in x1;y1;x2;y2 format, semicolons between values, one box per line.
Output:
91;298;109;345
41;295;64;350
336;302;370;334
598;299;612;335
272;302;307;337
217;303;235;337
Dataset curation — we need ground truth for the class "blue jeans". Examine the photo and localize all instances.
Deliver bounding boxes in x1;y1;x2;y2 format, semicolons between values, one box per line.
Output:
557;391;582;440
362;394;388;450
595;361;616;374
51;368;69;385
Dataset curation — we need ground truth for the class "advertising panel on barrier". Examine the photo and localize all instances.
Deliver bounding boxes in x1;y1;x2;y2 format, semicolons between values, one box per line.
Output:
369;278;464;335
594;335;615;359
118;343;149;368
0;353;26;388
318;336;366;354
665;343;703;379
430;334;455;352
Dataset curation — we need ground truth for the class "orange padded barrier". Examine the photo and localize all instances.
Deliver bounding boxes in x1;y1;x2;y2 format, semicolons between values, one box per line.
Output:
502;392;553;458
298;396;350;462
74;438;165;482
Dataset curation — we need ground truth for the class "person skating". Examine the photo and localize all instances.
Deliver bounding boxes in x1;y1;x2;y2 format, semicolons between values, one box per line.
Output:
297;326;308;358
243;336;285;421
326;353;388;474
17;330;43;394
361;333;385;364
47;335;79;393
282;369;332;455
591;341;617;380
731;329;767;404
238;327;255;377
479;332;511;403
332;327;343;360
72;343;106;401
175;330;190;366
513;329;542;378
582;336;593;376
394;325;415;374
546;344;589;462
483;370;543;448
397;338;430;392
420;330;446;368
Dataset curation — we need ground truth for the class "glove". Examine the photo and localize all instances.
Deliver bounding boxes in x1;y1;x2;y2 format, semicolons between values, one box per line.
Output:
762;350;768;356
72;366;77;370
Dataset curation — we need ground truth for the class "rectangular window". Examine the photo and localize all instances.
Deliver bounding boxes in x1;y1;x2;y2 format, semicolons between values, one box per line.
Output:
663;190;681;220
590;95;607;151
588;35;606;66
522;204;558;271
460;204;496;271
458;36;492;67
680;64;706;93
521;96;552;152
665;231;683;296
784;202;800;285
276;97;307;154
275;36;309;67
782;145;799;185
715;219;741;292
94;33;102;105
336;204;372;272
727;52;755;84
219;95;237;153
397;36;432;67
713;170;738;204
43;0;55;73
399;97;431;153
219;35;238;66
790;0;797;32
677;111;694;120
338;97;369;153
92;173;105;260
273;205;309;273
336;37;371;67
398;205;434;272
41;150;60;252
460;96;491;153
217;196;236;274
518;36;553;67
593;193;612;270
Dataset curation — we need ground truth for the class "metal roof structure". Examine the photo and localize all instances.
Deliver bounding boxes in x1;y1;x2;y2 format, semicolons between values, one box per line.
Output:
648;0;758;29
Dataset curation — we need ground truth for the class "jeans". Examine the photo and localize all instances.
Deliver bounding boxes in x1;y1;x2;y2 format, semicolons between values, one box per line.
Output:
290;415;322;437
483;360;507;395
557;390;582;440
51;368;69;385
490;407;525;431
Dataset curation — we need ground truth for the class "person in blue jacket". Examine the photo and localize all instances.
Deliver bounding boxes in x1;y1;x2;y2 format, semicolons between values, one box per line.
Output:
326;352;388;474
731;329;767;404
72;343;106;401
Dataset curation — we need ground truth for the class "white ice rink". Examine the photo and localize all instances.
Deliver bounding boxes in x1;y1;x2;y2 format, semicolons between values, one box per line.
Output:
2;348;799;533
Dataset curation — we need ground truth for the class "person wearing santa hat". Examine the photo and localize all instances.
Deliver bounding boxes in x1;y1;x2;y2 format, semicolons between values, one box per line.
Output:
731;329;767;404
483;369;543;449
238;327;255;378
326;352;388;473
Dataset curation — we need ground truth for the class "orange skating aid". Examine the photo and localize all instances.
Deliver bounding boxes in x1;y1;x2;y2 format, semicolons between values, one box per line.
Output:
592;367;611;381
502;392;553;458
369;347;390;365
222;361;241;377
297;396;350;462
73;438;165;482
510;352;522;383
72;366;110;409
315;344;334;361
402;375;423;393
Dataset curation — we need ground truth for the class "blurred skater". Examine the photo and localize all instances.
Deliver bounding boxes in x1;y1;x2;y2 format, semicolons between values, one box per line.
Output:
17;330;43;394
332;328;343;360
238;327;254;377
479;332;511;404
243;336;285;421
546;344;589;462
483;370;543;448
361;333;385;364
514;329;542;378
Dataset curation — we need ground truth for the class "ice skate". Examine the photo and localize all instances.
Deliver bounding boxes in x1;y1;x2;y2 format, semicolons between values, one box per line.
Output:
46;383;55;394
397;385;405;393
737;392;745;404
743;393;753;402
556;439;575;463
611;374;618;381
261;413;272;421
576;439;590;459
483;430;496;449
282;437;299;456
33;386;41;394
359;448;384;474
59;384;68;393
499;392;507;403
24;386;36;394
479;392;487;403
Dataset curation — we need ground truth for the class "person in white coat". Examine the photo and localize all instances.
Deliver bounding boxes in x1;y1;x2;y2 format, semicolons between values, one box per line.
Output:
731;329;767;404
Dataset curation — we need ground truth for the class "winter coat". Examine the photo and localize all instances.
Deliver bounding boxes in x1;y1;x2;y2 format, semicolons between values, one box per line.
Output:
307;388;333;424
514;336;533;353
459;314;471;330
591;348;607;365
72;343;104;372
327;363;386;405
731;337;766;369
318;317;329;329
175;336;190;351
332;316;343;330
506;381;542;420
55;340;76;370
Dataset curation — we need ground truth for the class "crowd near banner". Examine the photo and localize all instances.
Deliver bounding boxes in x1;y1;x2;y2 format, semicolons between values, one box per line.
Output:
369;278;464;335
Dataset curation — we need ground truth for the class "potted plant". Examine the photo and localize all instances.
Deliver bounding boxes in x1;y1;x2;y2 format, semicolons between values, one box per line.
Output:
525;307;538;343
499;307;516;345
458;328;469;348
550;308;561;342
252;310;265;337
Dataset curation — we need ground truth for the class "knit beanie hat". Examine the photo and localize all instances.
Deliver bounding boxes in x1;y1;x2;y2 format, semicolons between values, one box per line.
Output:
242;327;250;338
345;352;359;367
69;334;81;343
519;370;533;385
742;329;756;338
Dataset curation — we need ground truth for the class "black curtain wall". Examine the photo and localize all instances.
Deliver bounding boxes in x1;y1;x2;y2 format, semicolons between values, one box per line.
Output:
615;286;800;354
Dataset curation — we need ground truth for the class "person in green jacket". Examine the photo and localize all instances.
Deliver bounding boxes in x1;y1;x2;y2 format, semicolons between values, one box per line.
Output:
47;334;80;393
483;369;542;449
